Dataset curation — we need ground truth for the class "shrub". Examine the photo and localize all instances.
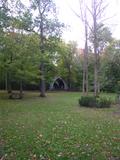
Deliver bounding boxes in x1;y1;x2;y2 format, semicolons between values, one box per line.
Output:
116;81;120;104
79;96;111;108
97;97;111;108
79;96;96;107
116;91;120;104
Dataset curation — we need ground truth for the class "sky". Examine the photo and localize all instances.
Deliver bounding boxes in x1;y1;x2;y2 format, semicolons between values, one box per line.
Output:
23;0;120;48
55;0;120;48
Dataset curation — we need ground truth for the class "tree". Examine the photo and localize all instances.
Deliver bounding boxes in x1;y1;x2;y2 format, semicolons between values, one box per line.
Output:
65;41;78;90
68;0;111;95
0;0;41;98
0;0;11;91
70;0;89;94
89;24;112;93
55;41;78;90
87;0;109;96
102;40;120;92
80;1;89;95
12;2;33;98
30;0;64;97
0;0;10;32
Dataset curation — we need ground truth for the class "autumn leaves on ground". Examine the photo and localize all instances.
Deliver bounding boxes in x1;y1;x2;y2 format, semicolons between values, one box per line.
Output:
0;92;120;160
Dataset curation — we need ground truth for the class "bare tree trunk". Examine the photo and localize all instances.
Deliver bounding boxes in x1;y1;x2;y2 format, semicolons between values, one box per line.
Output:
94;43;100;97
94;48;100;97
93;0;99;97
98;52;101;94
82;50;88;95
94;57;98;96
79;0;108;96
82;67;85;94
83;18;88;95
39;14;46;97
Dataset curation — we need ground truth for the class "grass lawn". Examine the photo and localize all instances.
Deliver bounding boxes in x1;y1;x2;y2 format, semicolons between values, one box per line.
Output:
0;91;120;160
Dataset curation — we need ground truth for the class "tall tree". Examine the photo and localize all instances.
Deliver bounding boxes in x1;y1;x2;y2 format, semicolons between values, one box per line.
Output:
62;41;78;90
0;0;11;91
13;1;33;98
70;0;89;94
102;39;120;92
56;40;80;90
68;0;110;95
0;0;10;32
30;0;64;97
87;0;109;96
80;1;89;95
89;24;112;93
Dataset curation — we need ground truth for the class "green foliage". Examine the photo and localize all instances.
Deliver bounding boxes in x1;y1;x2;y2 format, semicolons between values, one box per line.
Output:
56;40;80;89
0;0;10;31
79;96;111;108
0;0;120;94
89;23;112;51
79;96;96;107
97;97;111;108
102;40;120;92
116;81;120;94
116;81;120;104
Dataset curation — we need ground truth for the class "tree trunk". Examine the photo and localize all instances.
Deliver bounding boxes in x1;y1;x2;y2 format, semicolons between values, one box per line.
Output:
67;66;71;90
94;59;97;96
8;46;13;94
97;70;100;94
82;53;88;95
82;19;88;95
94;48;100;97
8;71;12;94
8;72;13;99
93;1;99;97
39;14;46;97
40;62;46;97
20;80;23;99
94;41;99;97
5;72;8;91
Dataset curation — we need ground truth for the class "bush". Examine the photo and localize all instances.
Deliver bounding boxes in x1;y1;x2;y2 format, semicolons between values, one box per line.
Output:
97;97;111;108
79;96;111;108
79;96;96;107
116;91;120;104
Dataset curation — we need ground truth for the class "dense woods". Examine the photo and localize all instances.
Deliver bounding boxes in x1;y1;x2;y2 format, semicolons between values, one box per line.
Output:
1;1;120;159
0;0;120;97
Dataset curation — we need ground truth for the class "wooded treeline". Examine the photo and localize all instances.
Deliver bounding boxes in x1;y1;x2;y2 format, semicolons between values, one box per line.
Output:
0;0;120;98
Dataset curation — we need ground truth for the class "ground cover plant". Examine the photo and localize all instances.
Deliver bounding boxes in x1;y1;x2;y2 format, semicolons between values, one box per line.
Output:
79;96;112;108
0;92;120;160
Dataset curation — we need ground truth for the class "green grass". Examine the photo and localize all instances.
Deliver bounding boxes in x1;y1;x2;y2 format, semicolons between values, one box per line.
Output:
0;91;120;160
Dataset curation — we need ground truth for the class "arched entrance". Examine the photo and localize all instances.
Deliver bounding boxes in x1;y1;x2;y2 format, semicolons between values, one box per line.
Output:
50;77;68;90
